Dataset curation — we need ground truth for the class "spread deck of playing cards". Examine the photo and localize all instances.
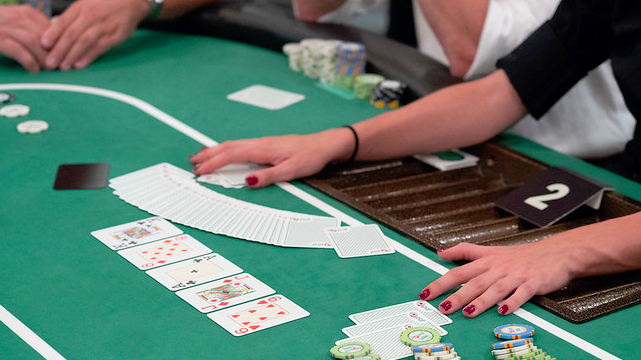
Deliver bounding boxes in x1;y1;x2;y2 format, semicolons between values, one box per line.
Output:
108;163;339;248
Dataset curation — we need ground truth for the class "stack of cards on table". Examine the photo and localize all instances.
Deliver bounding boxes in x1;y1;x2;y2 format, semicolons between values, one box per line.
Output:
108;163;340;248
91;216;309;336
332;300;453;360
414;149;479;171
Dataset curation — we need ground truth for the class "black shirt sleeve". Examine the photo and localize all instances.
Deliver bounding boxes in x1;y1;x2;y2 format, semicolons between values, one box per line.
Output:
496;0;613;119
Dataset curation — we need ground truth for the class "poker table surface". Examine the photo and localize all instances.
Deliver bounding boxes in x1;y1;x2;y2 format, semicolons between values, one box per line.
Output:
1;29;640;360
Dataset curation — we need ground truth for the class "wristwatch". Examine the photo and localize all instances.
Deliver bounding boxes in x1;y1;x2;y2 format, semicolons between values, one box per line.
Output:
145;0;163;20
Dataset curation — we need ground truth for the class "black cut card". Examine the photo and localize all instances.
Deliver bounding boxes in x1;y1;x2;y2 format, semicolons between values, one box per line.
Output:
53;163;110;190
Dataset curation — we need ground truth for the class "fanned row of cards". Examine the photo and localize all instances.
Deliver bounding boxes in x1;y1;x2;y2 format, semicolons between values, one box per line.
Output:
338;301;453;360
91;217;309;336
108;163;396;258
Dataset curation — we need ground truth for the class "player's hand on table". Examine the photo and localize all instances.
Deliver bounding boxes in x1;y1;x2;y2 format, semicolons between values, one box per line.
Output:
0;5;50;73
40;0;149;70
419;241;575;318
190;128;356;188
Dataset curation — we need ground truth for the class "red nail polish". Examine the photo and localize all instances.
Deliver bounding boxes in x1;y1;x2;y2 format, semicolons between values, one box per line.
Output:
419;289;430;300
498;304;508;315
440;301;452;311
246;175;258;186
464;304;476;315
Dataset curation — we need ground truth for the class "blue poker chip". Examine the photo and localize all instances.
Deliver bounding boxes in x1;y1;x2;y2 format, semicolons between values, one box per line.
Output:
493;324;535;340
412;343;453;354
491;337;534;349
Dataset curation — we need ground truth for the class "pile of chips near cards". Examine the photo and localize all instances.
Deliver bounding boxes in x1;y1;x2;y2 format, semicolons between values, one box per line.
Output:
370;80;407;109
1;91;50;134
333;300;453;360
91;216;310;336
491;324;557;360
411;342;460;360
109;163;340;248
282;38;341;83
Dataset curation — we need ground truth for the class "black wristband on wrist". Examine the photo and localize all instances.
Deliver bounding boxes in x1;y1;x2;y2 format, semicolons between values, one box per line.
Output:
342;125;359;162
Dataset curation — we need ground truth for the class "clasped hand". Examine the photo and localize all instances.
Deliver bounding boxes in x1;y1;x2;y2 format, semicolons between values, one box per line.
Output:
0;0;148;73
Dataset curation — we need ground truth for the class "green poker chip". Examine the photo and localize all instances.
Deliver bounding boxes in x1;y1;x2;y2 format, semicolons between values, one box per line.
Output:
330;342;372;359
353;355;381;360
400;327;441;346
434;150;464;161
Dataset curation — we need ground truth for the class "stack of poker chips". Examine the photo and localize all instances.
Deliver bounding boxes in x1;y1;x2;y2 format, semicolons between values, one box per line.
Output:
353;74;385;99
283;39;341;83
329;342;381;359
335;42;367;91
491;324;557;360
370;80;407;109
282;43;303;72
412;343;460;360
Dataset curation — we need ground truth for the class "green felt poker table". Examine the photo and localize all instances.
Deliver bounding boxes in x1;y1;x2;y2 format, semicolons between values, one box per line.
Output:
1;16;641;360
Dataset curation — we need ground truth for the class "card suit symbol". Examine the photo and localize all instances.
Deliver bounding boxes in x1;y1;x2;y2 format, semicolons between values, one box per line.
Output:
163;240;172;243
232;314;240;318
259;317;267;321
249;310;257;313
267;304;275;308
158;260;166;264
181;249;188;252
277;311;285;315
258;300;268;305
220;302;229;306
250;325;260;330
242;322;251;325
141;251;148;254
224;279;232;283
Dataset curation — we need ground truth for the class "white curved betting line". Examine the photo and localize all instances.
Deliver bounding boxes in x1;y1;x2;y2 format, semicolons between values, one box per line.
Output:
0;83;622;360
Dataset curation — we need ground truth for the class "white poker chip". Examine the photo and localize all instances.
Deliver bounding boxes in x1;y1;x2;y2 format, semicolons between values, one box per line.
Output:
17;120;49;134
1;104;30;118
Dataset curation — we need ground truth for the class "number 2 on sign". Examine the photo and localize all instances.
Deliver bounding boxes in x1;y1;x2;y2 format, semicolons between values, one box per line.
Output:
524;183;570;210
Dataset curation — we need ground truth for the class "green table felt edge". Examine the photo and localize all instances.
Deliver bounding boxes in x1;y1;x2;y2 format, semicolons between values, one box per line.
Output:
0;82;629;360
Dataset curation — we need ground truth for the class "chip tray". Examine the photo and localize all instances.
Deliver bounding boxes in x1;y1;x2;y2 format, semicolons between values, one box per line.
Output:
302;142;641;323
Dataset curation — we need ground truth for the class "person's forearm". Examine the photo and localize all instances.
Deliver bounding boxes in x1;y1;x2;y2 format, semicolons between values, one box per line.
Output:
292;0;346;21
549;212;641;278
352;70;526;160
417;0;489;78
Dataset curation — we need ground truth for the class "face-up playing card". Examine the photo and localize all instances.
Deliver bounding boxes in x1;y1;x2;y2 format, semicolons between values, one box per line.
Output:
176;273;275;313
145;253;243;291
349;300;451;326
116;234;211;270
208;295;309;336
336;325;413;360
226;84;305;110
91;217;183;250
342;311;447;338
325;224;395;258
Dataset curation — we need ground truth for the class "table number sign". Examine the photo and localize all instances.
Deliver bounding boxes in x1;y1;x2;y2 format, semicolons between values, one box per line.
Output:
495;167;612;227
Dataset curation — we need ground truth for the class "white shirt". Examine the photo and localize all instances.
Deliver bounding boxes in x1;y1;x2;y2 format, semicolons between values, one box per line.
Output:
320;0;635;159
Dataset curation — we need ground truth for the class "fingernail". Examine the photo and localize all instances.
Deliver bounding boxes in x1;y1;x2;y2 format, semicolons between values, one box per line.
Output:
418;288;430;300
440;301;451;311
246;175;258;186
463;304;476;315
437;248;444;254
498;304;508;315
193;164;200;173
189;154;196;161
